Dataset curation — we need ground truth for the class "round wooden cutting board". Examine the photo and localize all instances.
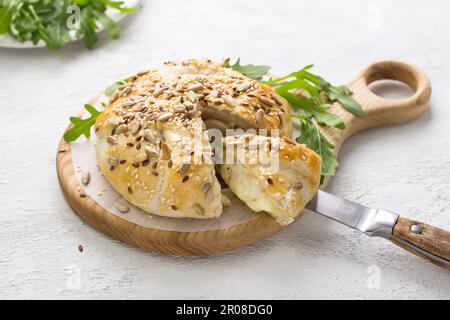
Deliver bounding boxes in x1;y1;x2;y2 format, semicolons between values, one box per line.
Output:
56;60;431;256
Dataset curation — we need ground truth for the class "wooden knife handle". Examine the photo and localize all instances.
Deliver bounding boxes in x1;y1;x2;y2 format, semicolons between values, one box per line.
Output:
391;217;450;269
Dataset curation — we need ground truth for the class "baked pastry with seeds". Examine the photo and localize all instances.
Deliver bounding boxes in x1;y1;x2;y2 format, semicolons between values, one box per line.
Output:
219;134;321;225
95;59;292;219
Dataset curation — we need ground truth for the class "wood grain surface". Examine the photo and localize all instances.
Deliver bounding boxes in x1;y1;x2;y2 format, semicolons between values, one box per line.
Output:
392;217;450;269
56;60;432;256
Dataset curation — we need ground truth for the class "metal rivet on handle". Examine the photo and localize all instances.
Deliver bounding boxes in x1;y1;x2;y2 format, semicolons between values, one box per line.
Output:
410;224;423;234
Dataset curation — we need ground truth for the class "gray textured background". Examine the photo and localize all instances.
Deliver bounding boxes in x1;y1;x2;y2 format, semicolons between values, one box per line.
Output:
0;0;449;299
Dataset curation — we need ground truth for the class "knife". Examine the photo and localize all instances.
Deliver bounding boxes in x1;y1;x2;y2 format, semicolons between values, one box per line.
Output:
307;190;450;269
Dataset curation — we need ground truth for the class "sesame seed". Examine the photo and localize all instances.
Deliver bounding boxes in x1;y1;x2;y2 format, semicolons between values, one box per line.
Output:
107;157;118;167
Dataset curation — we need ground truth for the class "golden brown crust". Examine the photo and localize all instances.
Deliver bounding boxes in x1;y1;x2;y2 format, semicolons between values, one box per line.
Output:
95;59;295;220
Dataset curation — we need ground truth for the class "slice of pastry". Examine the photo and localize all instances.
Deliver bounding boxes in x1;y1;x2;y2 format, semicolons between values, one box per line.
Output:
219;134;321;225
95;59;292;219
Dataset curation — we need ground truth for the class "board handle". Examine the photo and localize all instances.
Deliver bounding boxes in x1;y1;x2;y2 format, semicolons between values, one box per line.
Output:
391;217;450;269
321;60;432;149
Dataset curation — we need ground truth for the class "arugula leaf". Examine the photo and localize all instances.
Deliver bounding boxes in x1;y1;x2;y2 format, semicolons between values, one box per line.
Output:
275;82;345;129
105;78;128;96
79;5;98;49
320;81;364;116
3;0;140;50
64;104;102;142
0;0;19;35
258;64;365;180
226;58;271;81
97;11;119;39
100;0;141;13
295;117;339;179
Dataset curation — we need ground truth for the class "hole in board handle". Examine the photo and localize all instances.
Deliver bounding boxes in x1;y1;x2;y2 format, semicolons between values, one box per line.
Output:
368;79;415;101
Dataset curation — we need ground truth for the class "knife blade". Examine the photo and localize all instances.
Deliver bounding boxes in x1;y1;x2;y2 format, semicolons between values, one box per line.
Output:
306;190;399;240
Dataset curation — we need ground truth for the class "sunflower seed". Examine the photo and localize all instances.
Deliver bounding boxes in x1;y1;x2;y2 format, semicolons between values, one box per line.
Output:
192;203;205;216
143;129;153;141
189;83;203;92
106;119;119;128
121;100;135;109
153;86;165;97
260;96;275;106
129;120;141;135
256;109;265;126
115;124;129;135
237;82;251;92
200;181;212;194
173;105;186;113
81;171;90;185
106;135;118;145
145;146;159;158
223;95;235;107
115;202;130;213
187;90;197;103
157;112;173;122
110;91;120;103
271;93;284;105
121;86;132;96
